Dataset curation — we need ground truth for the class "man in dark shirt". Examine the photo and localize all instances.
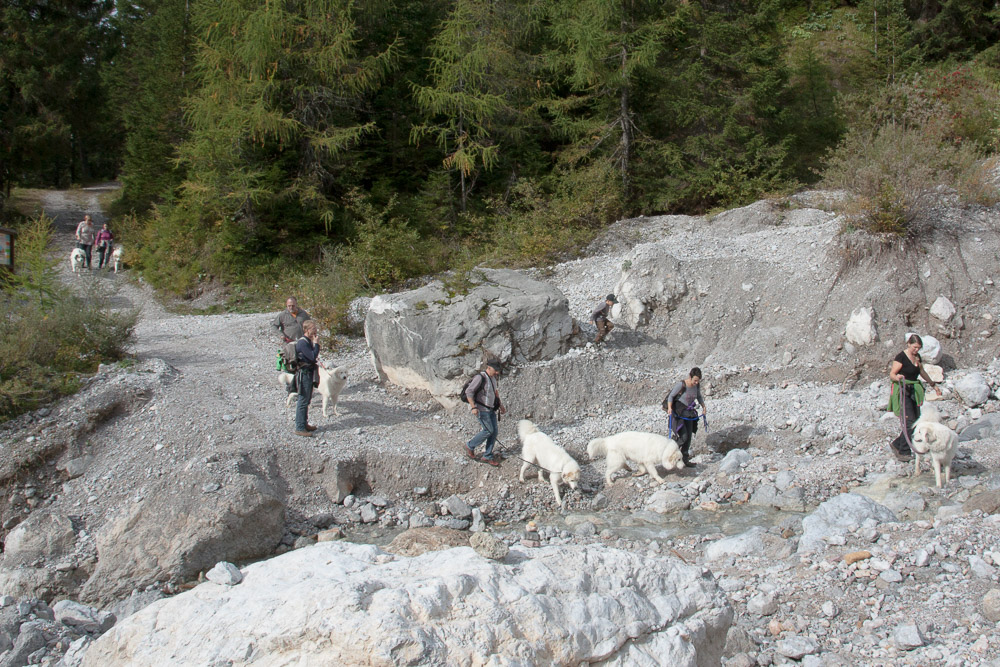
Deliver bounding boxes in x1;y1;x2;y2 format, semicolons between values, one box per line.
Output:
464;361;507;465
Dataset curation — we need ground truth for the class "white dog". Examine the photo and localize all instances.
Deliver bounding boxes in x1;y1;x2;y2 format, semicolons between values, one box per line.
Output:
517;420;580;508
911;404;958;488
587;431;684;485
70;248;86;273
278;364;348;418
111;245;123;274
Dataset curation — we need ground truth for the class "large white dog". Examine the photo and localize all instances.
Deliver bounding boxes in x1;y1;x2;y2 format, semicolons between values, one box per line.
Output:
70;248;86;274
111;245;123;274
587;431;684;485
911;404;958;488
517;420;580;508
278;364;348;418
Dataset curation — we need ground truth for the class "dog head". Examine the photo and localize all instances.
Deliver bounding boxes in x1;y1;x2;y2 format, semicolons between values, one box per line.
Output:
662;444;685;470
332;366;348;383
911;423;932;455
562;464;580;490
586;438;603;460
517;419;538;442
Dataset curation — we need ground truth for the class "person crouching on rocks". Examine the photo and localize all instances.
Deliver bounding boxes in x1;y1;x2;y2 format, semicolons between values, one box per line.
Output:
293;320;321;437
464;361;506;466
663;367;707;467
591;293;617;344
888;334;941;461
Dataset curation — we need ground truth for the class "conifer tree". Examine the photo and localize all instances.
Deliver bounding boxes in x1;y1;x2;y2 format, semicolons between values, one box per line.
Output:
410;0;531;214
176;0;396;249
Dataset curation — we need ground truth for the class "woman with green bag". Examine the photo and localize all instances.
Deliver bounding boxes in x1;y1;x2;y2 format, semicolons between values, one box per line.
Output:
888;334;942;461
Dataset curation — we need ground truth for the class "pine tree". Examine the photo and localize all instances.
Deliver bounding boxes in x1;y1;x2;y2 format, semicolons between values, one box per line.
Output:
410;0;532;214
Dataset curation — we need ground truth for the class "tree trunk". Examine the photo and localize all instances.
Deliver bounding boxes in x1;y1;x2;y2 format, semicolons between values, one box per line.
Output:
619;45;632;201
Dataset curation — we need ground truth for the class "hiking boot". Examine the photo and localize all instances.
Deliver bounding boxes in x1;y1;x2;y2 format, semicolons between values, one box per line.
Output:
294;430;313;438
464;446;478;460
482;457;501;467
891;448;912;462
305;424;318;432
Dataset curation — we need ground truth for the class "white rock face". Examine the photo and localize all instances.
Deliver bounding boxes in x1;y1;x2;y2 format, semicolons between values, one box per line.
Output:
80;542;732;667
845;308;877;346
364;269;574;408
798;493;897;553
930;296;956;322
954;372;991;406
612;249;687;328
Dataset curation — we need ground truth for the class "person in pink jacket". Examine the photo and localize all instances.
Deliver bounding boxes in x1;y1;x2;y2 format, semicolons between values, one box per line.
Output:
95;223;114;270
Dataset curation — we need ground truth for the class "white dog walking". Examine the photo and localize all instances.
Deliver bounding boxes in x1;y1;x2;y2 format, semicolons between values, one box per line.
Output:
70;248;86;274
517;420;580;508
278;364;348;418
111;245;124;274
911;404;958;488
587;431;684;485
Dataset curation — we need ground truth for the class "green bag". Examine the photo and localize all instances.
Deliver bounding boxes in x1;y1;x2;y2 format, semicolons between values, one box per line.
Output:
888;379;925;416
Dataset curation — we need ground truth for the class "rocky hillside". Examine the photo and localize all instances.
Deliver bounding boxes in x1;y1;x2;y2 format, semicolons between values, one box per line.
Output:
1;188;1000;665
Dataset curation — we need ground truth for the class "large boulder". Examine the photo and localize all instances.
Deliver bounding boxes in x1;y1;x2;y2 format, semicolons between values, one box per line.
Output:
79;461;285;604
954;372;991;406
81;542;732;666
905;332;943;365
798;493;896;553
612;249;688;328
0;512;76;567
365;269;574;408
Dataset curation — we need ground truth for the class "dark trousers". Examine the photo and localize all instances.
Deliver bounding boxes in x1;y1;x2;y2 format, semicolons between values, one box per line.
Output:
77;243;92;267
671;403;699;459
890;389;920;456
295;368;315;431
97;243;112;268
595;318;614;342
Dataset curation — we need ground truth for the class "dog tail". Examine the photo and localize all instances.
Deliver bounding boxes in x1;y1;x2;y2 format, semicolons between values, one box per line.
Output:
586;438;607;459
277;372;295;389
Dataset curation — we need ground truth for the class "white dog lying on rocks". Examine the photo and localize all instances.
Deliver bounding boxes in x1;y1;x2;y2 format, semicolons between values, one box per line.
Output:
911;404;958;488
517;420;580;508
278;365;348;418
587;431;684;485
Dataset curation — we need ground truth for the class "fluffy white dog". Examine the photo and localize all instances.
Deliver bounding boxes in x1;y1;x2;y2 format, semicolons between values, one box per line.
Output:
587;431;684;485
70;248;86;274
278;364;348;417
111;245;123;274
517;419;580;508
911;404;958;488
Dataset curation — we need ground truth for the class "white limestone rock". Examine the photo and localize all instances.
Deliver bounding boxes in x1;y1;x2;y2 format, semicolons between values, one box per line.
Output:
80;542;733;667
845;308;877;346
954;372;991;407
930;296;956;322
798;493;897;554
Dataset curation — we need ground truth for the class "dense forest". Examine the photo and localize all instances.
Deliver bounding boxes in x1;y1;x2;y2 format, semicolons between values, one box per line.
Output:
2;0;999;322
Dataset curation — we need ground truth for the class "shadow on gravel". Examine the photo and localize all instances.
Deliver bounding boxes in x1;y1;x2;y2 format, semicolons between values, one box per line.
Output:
706;424;754;454
314;400;416;429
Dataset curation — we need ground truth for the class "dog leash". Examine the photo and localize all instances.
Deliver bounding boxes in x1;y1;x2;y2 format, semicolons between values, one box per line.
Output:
490;438;560;476
668;412;709;438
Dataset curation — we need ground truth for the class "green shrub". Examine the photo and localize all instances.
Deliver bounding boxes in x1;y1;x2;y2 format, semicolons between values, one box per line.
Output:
0;215;138;422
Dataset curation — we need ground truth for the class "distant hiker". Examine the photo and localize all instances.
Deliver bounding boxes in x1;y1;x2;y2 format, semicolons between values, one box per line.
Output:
464;361;506;466
95;223;114;270
888;334;941;461
75;214;95;269
591;294;618;344
663;367;707;467
293;320;321;437
273;297;311;343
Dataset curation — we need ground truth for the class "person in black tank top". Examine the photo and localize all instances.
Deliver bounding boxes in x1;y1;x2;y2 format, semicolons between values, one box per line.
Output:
888;334;942;460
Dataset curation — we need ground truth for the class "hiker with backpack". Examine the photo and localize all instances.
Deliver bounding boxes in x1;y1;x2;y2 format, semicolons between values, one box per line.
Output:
292;320;321;437
591;294;617;344
663;367;707;467
464;361;506;466
273;297;311;343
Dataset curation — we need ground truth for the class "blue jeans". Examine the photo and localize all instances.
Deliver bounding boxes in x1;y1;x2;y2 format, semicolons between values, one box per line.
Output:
467;410;498;459
295;368;314;431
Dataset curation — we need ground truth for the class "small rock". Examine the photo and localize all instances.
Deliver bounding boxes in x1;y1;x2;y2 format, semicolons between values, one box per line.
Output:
221;414;236;424
359;503;378;523
981;589;1000;623
776;636;818;659
469;532;508;560
822;601;838;618
843;550;871;565
316;527;343;542
747;592;778;616
206;561;244;586
201;482;221;493
879;569;903;583
893;623;926;650
442;495;473;519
